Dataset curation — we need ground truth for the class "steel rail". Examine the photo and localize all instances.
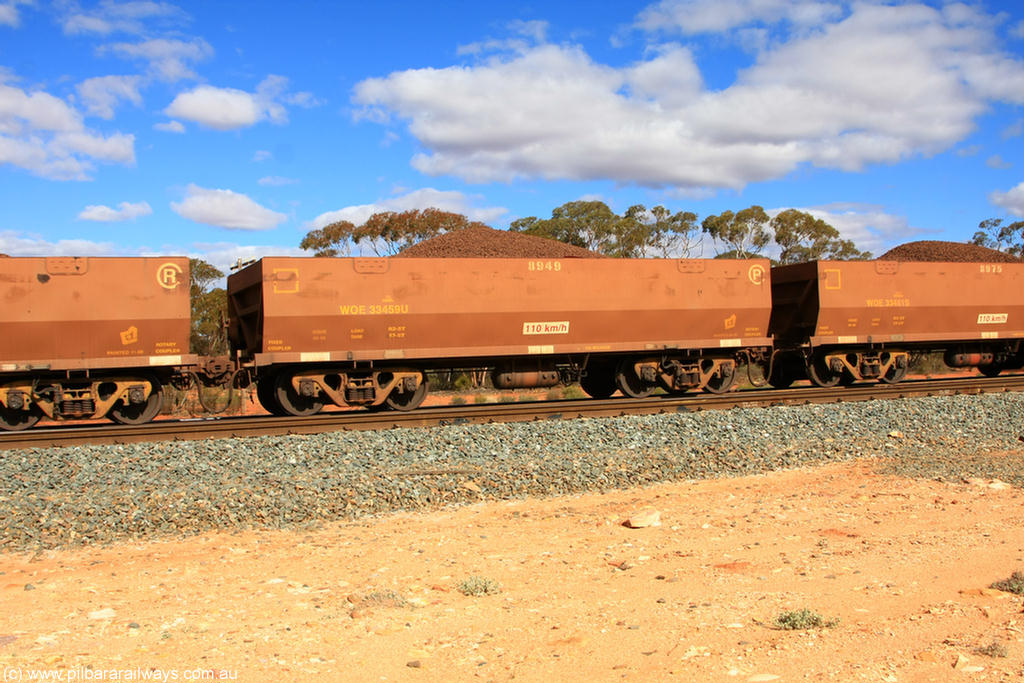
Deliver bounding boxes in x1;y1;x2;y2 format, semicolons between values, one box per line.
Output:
3;375;1024;451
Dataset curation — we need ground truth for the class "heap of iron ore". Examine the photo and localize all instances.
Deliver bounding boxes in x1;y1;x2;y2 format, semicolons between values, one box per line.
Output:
397;225;602;258
877;240;1020;263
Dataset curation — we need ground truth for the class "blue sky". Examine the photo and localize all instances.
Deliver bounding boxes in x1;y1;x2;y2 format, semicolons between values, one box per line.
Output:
1;0;1023;272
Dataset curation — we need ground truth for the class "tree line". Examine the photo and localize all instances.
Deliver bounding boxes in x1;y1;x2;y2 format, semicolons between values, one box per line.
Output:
188;206;1023;354
301;201;875;264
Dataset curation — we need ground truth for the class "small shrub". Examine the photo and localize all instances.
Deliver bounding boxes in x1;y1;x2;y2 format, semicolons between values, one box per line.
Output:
771;608;839;630
545;388;562;400
473;394;489;404
458;576;501;597
450;396;467;405
990;571;1024;595
976;641;1009;658
498;394;516;403
349;590;409;610
453;373;474;392
517;394;538;402
909;351;947;376
562;384;586;399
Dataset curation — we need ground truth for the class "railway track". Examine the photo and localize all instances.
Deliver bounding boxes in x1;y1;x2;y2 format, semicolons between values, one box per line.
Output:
3;374;1023;451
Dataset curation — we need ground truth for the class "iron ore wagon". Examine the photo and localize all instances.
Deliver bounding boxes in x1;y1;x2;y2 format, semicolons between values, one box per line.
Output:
227;256;774;415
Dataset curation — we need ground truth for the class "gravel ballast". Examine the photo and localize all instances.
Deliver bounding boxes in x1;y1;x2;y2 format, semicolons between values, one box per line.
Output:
2;393;1023;552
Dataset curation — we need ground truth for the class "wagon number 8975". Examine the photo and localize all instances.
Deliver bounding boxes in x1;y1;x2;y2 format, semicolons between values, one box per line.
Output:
528;260;562;272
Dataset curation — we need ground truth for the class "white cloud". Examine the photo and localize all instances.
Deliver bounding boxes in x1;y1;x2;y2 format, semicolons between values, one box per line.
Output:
990;182;1024;217
0;2;21;27
0;81;135;179
636;0;843;35
0;231;122;256
252;150;272;162
986;154;1012;170
1002;119;1023;140
62;1;186;36
165;75;291;130
77;200;152;222
258;176;298;186
104;38;213;82
308;188;507;230
171;184;287;230
1010;20;1024;40
354;3;1024;192
154;119;184;133
187;242;305;279
76;75;143;119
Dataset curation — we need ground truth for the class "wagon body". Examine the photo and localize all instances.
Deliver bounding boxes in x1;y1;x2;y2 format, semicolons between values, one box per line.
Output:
228;256;774;365
769;260;1024;347
0;256;194;372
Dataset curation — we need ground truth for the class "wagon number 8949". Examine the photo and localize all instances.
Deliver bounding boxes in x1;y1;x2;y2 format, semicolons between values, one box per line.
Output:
528;260;562;272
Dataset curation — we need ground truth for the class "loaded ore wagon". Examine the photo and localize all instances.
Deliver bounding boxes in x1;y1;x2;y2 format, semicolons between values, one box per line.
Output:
769;260;1024;386
0;256;195;429
227;256;774;414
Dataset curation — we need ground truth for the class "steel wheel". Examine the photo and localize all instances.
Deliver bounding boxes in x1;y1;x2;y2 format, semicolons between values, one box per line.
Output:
256;373;288;416
879;364;907;384
979;364;1003;378
384;377;429;411
806;355;841;388
273;373;324;417
703;362;736;394
615;361;656;398
0;405;41;431
109;378;164;425
580;363;616;399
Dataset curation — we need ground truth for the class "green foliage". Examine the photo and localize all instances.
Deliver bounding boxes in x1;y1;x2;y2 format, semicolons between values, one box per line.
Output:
971;217;1024;257
771;609;839;630
620;204;701;257
976;641;1009;658
908;351;948;376
561;385;586;399
453;373;474;392
473;394;490;404
990;570;1024;595
511;200;619;253
450;396;467;405
300;208;489;256
701;206;772;259
511;200;701;257
189;258;227;356
457;576;501;596
771;209;872;264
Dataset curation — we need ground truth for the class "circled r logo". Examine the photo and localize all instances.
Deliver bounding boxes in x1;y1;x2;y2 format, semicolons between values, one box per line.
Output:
157;262;184;290
748;264;765;285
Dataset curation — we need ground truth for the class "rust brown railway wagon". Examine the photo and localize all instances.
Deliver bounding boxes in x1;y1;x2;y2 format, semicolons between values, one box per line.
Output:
228;256;773;414
769;260;1024;386
0;256;195;430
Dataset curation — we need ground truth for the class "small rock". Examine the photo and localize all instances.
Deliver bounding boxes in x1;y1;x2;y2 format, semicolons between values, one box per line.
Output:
953;653;971;670
887;430;904;439
406;660;422;668
88;608;116;620
624;507;661;529
23;584;34;591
